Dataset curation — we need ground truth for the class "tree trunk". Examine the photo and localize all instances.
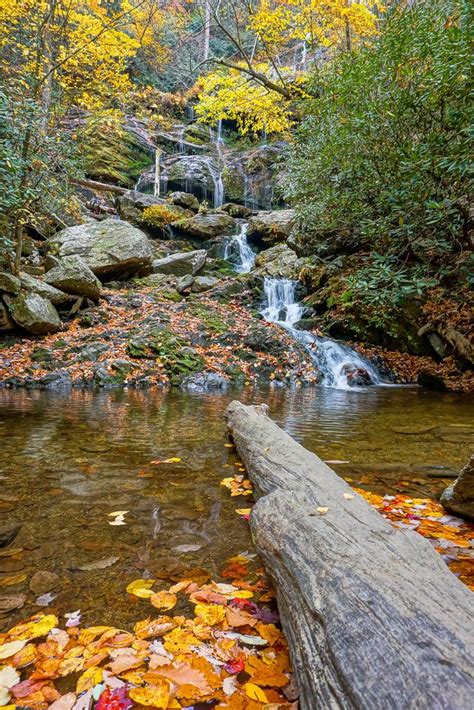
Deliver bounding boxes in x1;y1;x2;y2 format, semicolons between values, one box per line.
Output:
225;401;474;710
71;178;128;195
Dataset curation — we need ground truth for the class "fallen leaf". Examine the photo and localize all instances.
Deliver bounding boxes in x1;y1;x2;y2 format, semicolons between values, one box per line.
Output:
0;640;27;660
35;592;57;606
194;603;226;626
343;493;354;500
0;573;27;587
150;591;177;612
244;682;268;702
65;610;82;627
129;680;170;707
48;692;77;710
126;579;155;598
0;666;19;688
108;511;129;517
77;557;119;571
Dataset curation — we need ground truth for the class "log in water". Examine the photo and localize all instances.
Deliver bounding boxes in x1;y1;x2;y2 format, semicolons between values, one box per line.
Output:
225;400;474;710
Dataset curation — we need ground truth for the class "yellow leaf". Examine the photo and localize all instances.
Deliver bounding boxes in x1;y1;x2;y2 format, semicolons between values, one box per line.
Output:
8;614;58;640
243;682;268;702
194;603;226;626
126;579;155;598
150;591;177;612
0;574;27;587
229;590;253;599
129;681;171;707
235;508;251;516
76;666;103;693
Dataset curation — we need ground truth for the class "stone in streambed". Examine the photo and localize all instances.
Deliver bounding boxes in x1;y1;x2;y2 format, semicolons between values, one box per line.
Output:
0;522;21;548
176;274;195;294
180;371;229;392
44;255;102;302
29;570;61;594
247;209;295;246
440;455;474;520
168;191;200;211
4;292;62;334
152;250;206;277
254;243;299;279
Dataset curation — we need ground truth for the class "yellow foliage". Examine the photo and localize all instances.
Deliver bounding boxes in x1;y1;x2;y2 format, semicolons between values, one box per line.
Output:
142;204;184;227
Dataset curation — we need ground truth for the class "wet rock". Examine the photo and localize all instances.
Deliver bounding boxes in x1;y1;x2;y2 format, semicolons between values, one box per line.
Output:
219;203;254;218
40;370;73;389
0;523;21;548
247;209;295;246
440;456;474;520
191;275;219;293
0;301;15;331
44;255;102;302
29;570;61;594
4;292;62;334
47;219;153;279
0;272;21;294
343;365;372;387
152;250;206;277
254;243;299;278
20;273;73;306
168;191;200;211
44;254;61;272
181;371;230;392
117;190;166;224
0;593;27;612
417;371;448;391
77;342;109;362
176;274;194;294
174;213;235;239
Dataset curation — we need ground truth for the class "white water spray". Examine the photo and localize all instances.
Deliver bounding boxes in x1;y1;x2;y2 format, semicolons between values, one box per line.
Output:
224;223;255;273
260;277;382;389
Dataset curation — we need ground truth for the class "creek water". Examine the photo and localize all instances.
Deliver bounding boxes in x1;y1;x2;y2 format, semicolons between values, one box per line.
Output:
1;386;472;632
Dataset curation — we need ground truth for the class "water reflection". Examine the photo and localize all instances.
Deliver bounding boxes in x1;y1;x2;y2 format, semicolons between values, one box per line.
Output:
0;386;472;631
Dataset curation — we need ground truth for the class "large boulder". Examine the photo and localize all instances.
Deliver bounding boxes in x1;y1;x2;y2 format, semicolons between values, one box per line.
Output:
440;456;474;520
4;292;62;334
168;191;200;212
117;191;191;228
191;275;219;293
247;209;295;246
174;213;235;239
152;250;206;277
0;272;21;294
44;255;102;302
0;300;15;331
254;244;299;279
46;219;153;279
20;273;73;306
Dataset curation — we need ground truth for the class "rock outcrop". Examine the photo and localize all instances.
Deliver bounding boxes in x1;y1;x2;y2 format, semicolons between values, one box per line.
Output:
44;255;102;302
47;219;153;279
254;244;299;279
441;456;474;520
4;292;62;334
247;209;295;246
174;213;235;239
152;250;207;277
20;274;73;306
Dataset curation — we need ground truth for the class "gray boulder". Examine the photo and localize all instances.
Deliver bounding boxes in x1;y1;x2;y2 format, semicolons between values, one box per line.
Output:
0;272;21;294
254;244;299;279
176;274;195;294
4;292;62;334
174;213;235;239
44;255;102;302
440;456;474;520
47;219;153;279
168;191;200;211
117;191;191;227
181;371;230;392
0;301;15;331
191;275;219;293
247;209;295;246
20;273;73;306
152;250;206;277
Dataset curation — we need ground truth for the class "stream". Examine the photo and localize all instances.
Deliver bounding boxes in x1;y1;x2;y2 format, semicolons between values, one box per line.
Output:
1;386;472;632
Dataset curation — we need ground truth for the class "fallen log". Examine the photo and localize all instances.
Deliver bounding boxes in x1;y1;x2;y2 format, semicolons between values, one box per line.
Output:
225;401;474;710
72;178;128;195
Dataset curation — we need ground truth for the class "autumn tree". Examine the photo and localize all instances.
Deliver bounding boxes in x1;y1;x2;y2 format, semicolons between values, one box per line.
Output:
0;0;152;272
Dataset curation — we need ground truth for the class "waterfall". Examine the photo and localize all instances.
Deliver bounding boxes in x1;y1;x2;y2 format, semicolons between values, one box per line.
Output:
224;222;255;273
153;149;161;197
177;126;186;154
260;277;383;389
216;119;224;145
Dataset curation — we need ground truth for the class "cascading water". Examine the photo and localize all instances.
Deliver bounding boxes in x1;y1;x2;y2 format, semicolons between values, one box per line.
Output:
223;222;255;273
260;277;383;389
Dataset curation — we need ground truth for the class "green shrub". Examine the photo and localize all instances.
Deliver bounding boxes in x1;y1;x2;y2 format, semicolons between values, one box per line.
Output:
288;0;473;263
